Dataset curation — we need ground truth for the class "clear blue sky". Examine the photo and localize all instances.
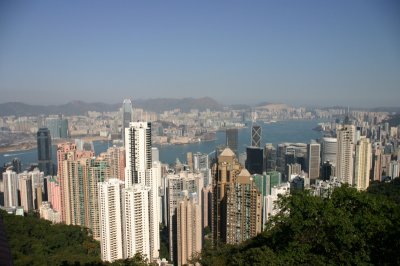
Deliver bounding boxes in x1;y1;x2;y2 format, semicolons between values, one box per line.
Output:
0;0;399;107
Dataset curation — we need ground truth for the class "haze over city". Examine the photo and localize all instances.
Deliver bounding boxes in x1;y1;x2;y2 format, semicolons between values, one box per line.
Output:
1;0;399;107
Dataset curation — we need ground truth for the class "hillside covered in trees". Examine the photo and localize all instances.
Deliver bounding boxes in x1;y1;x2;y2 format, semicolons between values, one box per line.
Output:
198;180;400;265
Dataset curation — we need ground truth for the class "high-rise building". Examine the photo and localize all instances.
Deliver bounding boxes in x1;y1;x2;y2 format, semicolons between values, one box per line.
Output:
46;176;61;213
87;158;110;240
389;161;399;180
125;122;151;187
57;142;95;225
37;127;53;176
57;142;77;223
121;99;133;145
307;141;321;181
186;152;193;172
148;161;161;260
18;174;33;212
122;184;150;259
321;137;337;165
251;124;262;148
105;146;125;181
321;161;335;181
286;163;302;178
336;125;355;185
264;143;276;172
225;169;262;244
98;179;125;262
11;158;22;174
193;152;209;172
46;115;68;139
265;170;281;195
354;137;372;190
2;169;18;207
167;172;199;263
176;193;202;266
373;148;383;181
124;121;160;261
245;147;264;175
225;128;238;156
212;148;242;245
212;148;261;246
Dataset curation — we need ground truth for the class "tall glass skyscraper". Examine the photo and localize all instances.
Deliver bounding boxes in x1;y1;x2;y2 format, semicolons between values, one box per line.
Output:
121;99;133;145
45;115;68;139
37;127;53;176
225;128;238;156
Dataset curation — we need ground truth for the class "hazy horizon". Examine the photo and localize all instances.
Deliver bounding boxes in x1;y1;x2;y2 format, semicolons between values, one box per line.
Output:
1;0;399;107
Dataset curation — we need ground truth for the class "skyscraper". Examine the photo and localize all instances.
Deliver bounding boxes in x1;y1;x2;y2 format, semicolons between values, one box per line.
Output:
307;141;321;181
46;115;68;139
226;128;238;156
389;161;399;180
212;148;242;245
2;169;18;208
125;122;151;187
87;158;110;240
373;148;383;181
167;172;199;263
176;193;202;266
124;121;160;261
212;148;262;246
105;146;125;181
122;184;151;259
98;178;125;262
37;127;53;176
224;169;262;244
18;173;33;212
245;147;264;175
251;124;262;148
264;143;276;172
11;158;22;174
321;137;337;165
121;99;133;145
354;137;371;190
336;125;355;185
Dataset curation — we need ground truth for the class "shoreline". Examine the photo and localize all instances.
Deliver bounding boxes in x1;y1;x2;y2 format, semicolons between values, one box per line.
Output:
0;136;110;154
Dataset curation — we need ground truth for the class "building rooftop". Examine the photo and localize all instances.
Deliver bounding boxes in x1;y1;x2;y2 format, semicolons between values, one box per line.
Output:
220;148;235;157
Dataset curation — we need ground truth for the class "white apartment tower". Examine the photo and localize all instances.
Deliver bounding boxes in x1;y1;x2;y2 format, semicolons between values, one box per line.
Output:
336;125;355;185
98;179;125;262
124;121;160;261
125;122;152;187
354;137;372;190
122;184;150;259
2;169;18;208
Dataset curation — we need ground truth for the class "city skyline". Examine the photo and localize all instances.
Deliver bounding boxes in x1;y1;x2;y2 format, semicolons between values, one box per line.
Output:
1;0;399;107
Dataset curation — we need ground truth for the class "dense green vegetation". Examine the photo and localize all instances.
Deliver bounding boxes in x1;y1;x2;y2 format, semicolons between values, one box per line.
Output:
198;181;400;265
0;211;101;265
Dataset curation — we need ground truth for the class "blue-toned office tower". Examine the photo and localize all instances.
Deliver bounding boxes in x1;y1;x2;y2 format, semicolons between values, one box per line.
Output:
37;127;53;176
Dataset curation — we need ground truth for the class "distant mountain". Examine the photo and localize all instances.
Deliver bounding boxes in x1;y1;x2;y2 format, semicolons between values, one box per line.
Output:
0;97;223;116
134;97;222;113
0;101;120;116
